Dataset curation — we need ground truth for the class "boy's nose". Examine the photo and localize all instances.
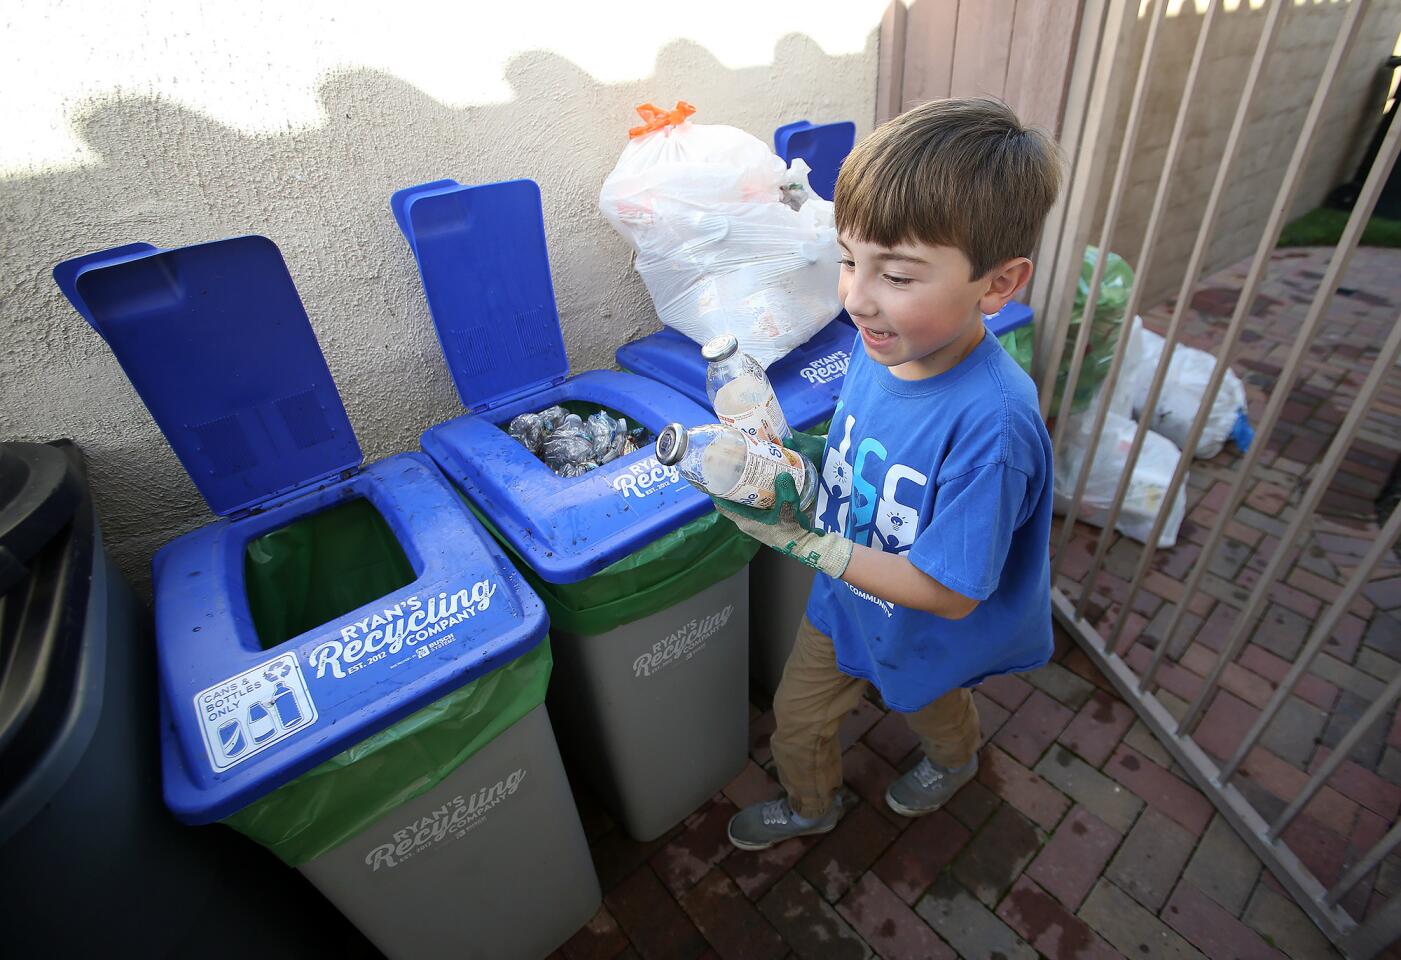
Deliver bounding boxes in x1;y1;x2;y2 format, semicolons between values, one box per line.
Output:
842;282;878;320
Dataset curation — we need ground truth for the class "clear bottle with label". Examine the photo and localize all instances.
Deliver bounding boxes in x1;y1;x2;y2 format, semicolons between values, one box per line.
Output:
702;334;791;445
655;422;816;511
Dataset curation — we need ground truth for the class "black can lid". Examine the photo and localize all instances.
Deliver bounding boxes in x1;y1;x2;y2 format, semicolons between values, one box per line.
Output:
0;441;95;824
654;422;688;466
0;441;84;596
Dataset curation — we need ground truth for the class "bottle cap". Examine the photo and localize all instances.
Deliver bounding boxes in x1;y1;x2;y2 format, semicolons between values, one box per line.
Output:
700;334;739;363
654;423;688;465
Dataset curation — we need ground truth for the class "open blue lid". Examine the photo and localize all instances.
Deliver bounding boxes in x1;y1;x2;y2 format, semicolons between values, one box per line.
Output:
617;318;856;433
986;300;1034;338
773;120;857;202
52;236;361;517
392;178;569;413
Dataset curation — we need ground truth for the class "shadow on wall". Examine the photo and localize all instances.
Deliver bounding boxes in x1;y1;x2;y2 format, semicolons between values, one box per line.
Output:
0;33;877;596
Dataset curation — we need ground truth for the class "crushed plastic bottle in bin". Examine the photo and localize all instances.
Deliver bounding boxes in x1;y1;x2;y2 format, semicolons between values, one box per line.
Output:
508;405;644;477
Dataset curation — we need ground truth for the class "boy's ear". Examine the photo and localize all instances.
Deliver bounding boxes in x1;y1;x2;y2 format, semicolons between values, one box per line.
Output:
977;257;1034;315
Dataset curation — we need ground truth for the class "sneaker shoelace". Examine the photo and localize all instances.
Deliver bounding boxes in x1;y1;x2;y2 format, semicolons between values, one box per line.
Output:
913;758;945;789
760;799;791;826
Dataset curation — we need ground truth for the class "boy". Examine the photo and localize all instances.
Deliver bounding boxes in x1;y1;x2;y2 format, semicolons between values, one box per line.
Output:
720;97;1061;849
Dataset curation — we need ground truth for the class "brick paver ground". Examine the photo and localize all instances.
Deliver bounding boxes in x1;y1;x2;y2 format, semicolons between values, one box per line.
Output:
551;248;1401;959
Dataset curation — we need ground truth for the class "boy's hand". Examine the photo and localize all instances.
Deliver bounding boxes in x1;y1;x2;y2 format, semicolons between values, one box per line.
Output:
712;474;852;578
712;471;817;532
784;429;826;466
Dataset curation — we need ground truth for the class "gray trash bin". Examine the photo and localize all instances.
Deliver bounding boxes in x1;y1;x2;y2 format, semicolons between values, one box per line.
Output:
394;177;758;841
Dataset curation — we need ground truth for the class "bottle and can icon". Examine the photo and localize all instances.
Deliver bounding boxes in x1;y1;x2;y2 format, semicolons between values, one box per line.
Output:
247;702;276;743
271;680;304;729
219;719;247;759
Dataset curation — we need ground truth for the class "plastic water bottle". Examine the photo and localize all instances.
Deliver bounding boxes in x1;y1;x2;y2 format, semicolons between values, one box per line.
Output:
271;680;304;729
655;422;816;511
702;334;790;445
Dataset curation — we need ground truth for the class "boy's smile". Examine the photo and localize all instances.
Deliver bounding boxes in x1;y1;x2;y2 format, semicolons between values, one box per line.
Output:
838;234;1031;381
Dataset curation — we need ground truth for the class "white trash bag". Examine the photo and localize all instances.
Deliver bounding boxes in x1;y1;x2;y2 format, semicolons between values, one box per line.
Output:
599;102;841;367
1054;402;1186;548
1120;317;1253;459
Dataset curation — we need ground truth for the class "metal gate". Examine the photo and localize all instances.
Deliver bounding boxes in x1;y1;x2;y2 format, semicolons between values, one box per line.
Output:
1033;0;1401;956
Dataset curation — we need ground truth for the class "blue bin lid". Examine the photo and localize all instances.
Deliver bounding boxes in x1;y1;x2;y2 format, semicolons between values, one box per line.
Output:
986;300;1034;338
773;120;857;202
390;178;569;413
394;177;720;583
53;237;361;517
616;318;857;433
152;453;549;823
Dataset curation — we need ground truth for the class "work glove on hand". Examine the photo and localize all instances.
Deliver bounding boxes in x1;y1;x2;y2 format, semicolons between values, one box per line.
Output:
712;472;852;579
783;428;827;467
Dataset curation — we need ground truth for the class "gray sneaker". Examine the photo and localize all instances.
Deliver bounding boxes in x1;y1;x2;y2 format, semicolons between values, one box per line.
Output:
885;754;979;818
727;795;846;851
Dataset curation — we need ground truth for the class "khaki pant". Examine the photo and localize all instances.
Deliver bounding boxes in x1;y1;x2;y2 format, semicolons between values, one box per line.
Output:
771;617;982;818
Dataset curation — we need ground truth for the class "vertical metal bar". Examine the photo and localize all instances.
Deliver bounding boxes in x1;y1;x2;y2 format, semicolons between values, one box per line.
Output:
1327;822;1401;909
1034;0;1136;417
1103;0;1356;672
1271;669;1401;841
1068;0;1222;618
1047;0;1167;468
1217;498;1401;784
1120;0;1365;671
1149;46;1401;697
1175;201;1401;734
1076;0;1281;607
1181;305;1401;733
1340;891;1401;960
1052;589;1362;949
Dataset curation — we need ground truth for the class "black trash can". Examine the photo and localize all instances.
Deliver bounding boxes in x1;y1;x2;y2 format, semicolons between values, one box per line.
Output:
0;440;375;959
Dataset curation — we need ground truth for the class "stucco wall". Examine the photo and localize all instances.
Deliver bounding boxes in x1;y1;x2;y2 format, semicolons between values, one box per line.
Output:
0;2;883;595
1093;0;1401;309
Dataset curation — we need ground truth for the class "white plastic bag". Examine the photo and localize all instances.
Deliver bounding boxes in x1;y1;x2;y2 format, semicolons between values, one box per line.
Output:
1119;317;1252;459
599;103;841;367
1054;402;1186;548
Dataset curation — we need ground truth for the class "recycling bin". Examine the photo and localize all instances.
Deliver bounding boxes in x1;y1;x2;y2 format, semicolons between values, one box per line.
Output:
53;236;599;960
392;178;758;842
618;301;1035;698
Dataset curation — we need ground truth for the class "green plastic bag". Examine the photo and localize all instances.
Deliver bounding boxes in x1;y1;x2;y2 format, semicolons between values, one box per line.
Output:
998;325;1034;376
1052;246;1134;417
244;498;417;650
470;505;760;636
222;641;552;866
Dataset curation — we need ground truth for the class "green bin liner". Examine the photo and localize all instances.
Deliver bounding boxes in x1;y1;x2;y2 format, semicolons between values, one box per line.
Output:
1051;246;1135;417
993;248;1134;415
244;497;418;650
222;642;552;866
470;505;760;636
225;494;553;866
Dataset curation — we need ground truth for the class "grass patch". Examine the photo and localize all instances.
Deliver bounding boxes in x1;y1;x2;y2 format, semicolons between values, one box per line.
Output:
1278;207;1401;248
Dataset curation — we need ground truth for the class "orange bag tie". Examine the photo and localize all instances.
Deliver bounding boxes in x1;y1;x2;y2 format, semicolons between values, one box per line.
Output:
628;101;697;139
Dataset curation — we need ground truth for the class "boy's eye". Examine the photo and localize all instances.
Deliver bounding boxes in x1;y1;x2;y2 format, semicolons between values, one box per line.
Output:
838;258;855;269
883;274;913;286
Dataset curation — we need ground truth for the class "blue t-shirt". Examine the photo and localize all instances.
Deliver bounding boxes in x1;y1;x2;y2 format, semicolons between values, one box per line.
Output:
804;327;1054;712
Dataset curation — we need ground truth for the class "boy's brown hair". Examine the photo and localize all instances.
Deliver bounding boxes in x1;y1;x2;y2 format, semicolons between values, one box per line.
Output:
834;97;1062;279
